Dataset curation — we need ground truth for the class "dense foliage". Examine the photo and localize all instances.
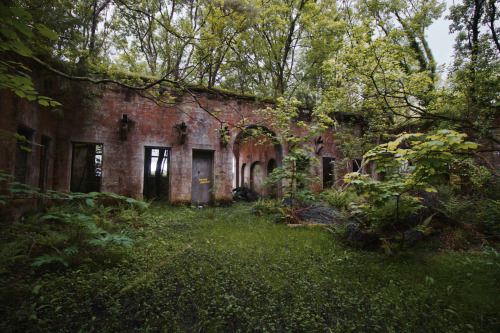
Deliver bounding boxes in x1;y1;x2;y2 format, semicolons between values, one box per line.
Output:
343;130;480;248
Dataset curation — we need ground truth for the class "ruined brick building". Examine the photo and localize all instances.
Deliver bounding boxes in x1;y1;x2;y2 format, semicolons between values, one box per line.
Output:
1;69;362;215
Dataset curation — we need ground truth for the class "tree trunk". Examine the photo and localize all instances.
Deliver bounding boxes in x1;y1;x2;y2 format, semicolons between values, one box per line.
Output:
155;149;166;196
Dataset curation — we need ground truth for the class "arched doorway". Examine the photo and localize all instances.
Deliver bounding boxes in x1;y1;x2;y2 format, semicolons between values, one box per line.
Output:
267;158;276;175
232;125;282;197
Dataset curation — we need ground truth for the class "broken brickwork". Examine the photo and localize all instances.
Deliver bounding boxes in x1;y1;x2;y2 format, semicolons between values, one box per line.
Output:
1;74;361;217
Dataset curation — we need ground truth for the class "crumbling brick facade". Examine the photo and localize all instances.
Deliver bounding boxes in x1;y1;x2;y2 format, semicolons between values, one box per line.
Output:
1;73;360;217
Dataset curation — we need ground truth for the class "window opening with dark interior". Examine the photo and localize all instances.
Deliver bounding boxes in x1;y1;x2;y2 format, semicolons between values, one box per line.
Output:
352;159;362;173
144;147;169;199
70;143;103;193
267;158;276;176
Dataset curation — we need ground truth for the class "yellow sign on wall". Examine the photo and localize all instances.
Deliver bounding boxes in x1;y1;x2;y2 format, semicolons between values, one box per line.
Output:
199;178;211;184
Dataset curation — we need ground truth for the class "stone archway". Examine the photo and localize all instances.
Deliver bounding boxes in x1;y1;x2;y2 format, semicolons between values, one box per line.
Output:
232;125;282;197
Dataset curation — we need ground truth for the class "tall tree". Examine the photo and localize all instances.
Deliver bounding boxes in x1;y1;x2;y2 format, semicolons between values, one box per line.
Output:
14;0;113;73
444;0;500;145
191;0;256;87
317;0;445;136
110;0;200;79
253;0;314;97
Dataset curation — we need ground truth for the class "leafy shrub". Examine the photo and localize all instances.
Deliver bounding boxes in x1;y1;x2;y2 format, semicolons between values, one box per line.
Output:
440;228;472;250
435;193;474;224
30;207;133;267
482;246;500;270
361;196;422;231
474;199;500;236
425;185;499;239
293;187;320;202
0;191;147;269
115;199;151;228
345;130;480;250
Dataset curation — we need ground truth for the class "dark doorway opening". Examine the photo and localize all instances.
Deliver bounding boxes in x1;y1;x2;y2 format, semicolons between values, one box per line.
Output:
267;159;277;197
143;147;169;200
70;143;102;193
241;163;247;187
267;158;276;176
323;157;335;189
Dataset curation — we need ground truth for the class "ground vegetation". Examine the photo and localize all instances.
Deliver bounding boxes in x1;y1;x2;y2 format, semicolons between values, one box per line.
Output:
0;202;499;332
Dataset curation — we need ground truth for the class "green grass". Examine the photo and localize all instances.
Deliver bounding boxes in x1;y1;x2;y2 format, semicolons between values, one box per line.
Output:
1;202;499;332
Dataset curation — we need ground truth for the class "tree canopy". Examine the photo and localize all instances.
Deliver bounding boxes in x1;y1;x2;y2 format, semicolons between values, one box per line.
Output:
1;0;499;146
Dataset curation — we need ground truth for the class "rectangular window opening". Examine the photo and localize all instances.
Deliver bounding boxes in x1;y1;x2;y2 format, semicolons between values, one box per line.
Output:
70;142;103;193
38;136;51;193
352;159;362;173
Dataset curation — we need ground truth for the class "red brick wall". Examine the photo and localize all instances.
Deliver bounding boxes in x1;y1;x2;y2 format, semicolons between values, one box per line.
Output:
1;78;356;209
0;87;59;219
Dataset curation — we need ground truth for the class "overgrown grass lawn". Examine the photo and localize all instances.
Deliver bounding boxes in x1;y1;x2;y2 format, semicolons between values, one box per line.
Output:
1;203;499;332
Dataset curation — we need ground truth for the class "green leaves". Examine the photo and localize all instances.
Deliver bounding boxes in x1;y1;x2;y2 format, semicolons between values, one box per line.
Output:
345;129;481;245
21;191;140;268
85;233;133;248
35;23;58;40
0;4;33;38
32;254;69;267
0;3;61;108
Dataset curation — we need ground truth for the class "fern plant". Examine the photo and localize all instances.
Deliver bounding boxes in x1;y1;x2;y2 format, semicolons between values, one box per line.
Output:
474;199;500;235
31;205;133;266
253;198;283;216
324;189;357;210
437;195;473;223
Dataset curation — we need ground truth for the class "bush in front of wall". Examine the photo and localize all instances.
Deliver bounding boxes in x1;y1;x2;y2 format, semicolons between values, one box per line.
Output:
345;130;480;251
0;191;148;270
